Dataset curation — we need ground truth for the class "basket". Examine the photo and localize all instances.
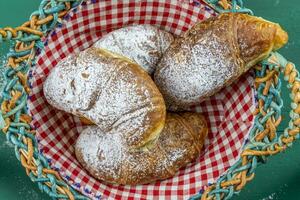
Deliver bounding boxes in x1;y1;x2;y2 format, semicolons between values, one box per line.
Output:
0;0;298;199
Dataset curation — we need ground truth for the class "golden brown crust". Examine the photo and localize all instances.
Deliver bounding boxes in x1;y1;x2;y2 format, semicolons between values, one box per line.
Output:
79;116;94;125
154;13;288;111
75;112;208;185
234;13;288;70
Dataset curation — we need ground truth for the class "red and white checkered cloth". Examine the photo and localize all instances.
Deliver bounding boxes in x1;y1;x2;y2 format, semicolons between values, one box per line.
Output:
28;0;257;199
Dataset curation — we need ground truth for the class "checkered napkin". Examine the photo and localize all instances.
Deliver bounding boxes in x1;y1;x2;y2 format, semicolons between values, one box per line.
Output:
28;0;256;199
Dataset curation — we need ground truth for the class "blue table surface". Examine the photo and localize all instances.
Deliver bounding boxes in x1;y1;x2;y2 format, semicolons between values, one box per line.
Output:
0;0;300;200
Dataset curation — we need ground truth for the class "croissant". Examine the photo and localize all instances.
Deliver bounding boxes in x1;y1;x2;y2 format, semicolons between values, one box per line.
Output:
94;24;174;75
154;13;288;111
43;47;166;148
75;112;208;185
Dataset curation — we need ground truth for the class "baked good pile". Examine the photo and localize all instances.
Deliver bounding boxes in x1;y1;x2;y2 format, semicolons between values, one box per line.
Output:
43;13;288;185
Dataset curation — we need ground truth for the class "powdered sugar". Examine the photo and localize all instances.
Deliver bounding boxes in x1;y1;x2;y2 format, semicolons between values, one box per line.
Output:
76;127;125;180
75;113;207;185
154;15;244;111
94;24;174;75
43;48;164;147
43;52;102;113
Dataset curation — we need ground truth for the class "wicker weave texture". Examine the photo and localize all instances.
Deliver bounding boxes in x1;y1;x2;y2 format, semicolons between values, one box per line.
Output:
0;0;298;200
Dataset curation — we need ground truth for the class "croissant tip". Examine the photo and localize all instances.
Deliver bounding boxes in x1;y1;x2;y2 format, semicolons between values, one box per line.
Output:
273;25;289;50
247;14;289;51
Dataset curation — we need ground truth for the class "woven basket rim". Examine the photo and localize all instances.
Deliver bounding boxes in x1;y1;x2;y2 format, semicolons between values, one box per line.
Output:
0;0;298;200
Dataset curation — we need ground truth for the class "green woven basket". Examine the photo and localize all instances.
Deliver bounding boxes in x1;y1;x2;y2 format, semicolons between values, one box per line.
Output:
0;0;299;199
